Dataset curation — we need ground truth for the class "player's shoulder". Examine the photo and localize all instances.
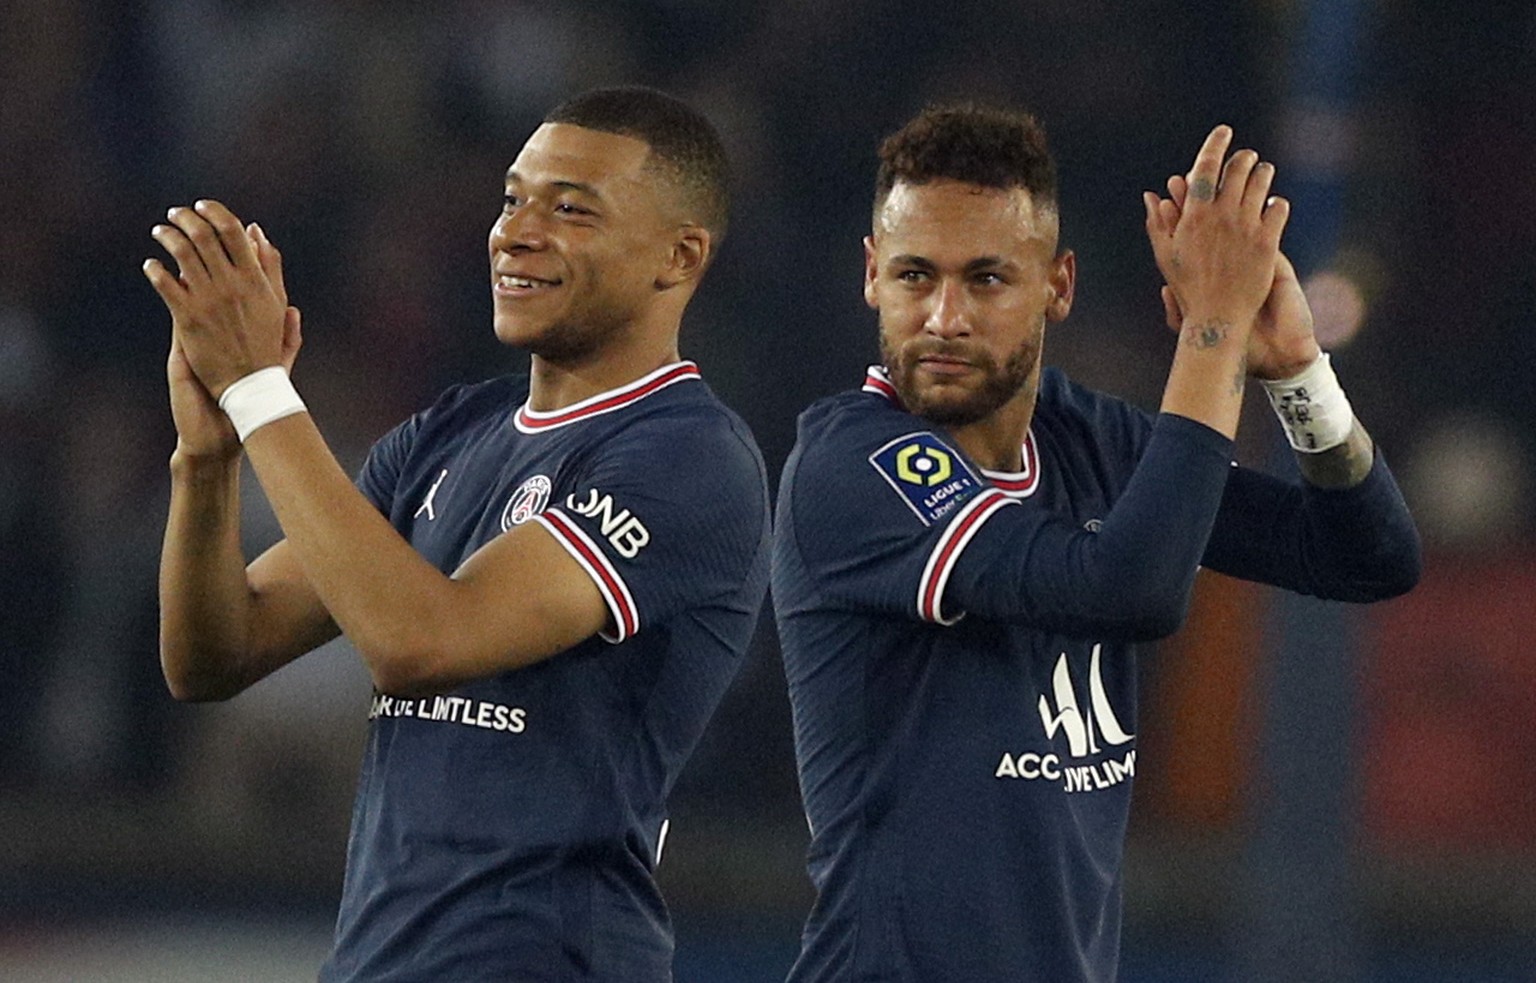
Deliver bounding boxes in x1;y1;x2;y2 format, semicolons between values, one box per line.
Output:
1034;366;1153;444
371;373;525;456
788;374;981;503
628;375;762;455
1037;365;1132;420
794;375;928;456
782;374;992;541
582;371;768;498
415;373;529;428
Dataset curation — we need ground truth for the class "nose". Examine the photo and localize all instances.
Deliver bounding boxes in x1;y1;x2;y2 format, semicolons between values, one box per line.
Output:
489;206;549;253
923;278;970;339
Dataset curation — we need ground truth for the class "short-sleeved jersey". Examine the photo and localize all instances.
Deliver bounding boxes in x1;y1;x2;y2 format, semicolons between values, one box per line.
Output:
320;361;771;983
772;365;1419;983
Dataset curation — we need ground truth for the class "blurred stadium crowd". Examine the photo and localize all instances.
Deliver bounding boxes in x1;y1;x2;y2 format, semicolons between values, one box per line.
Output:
1;0;1532;978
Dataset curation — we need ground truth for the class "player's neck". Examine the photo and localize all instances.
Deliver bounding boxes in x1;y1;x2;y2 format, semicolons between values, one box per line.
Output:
943;378;1039;472
526;330;683;412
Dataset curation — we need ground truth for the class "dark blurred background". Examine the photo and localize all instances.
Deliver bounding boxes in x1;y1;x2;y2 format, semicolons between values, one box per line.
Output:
1;1;1533;980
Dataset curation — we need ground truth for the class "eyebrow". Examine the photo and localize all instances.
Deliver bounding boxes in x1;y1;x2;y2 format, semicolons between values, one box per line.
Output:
504;170;605;202
888;254;1016;273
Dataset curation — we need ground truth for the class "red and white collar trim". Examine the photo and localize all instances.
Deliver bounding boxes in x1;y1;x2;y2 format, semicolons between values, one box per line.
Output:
981;430;1041;498
863;364;1042;498
514;361;700;433
862;364;900;403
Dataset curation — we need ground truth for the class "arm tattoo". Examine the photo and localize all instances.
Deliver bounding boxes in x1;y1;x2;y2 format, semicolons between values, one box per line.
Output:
1183;320;1230;350
1295;421;1375;489
1189;177;1216;201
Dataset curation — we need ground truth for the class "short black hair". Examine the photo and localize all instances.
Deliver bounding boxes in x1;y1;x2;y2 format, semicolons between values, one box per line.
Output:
874;103;1058;214
545;86;731;241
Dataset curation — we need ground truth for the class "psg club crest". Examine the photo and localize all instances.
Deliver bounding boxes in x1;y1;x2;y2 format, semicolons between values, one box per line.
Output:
501;474;552;531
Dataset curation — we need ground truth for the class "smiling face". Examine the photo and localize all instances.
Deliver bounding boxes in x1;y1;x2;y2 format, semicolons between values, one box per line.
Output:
488;123;679;360
867;179;1075;426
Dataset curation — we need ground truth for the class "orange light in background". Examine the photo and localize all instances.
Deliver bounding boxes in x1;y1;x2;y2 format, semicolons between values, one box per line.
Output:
1140;570;1265;828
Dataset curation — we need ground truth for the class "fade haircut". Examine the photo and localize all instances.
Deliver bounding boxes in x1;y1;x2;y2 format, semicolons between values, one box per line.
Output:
545;86;731;241
874;103;1059;218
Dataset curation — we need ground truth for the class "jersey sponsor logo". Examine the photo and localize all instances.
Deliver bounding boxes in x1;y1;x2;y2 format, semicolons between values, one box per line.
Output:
501;473;552;530
995;644;1137;793
564;488;650;558
369;692;527;734
868;432;983;527
1037;645;1135;756
415;468;449;521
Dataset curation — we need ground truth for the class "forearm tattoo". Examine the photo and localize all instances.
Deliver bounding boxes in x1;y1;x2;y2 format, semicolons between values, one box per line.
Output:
1183;320;1230;349
1295;422;1375;489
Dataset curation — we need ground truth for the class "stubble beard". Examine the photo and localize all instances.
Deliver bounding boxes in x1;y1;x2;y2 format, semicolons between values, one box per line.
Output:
500;276;631;365
880;330;1041;427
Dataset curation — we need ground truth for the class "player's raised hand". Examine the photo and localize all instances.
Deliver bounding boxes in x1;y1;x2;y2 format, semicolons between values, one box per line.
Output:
1143;125;1289;337
148;213;303;462
1248;253;1321;380
248;220;305;375
1153;174;1320;380
163;327;237;462
143;199;290;400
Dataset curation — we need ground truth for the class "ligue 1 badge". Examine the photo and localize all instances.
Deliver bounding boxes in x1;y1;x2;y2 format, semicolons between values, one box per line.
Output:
867;432;982;527
501;474;553;530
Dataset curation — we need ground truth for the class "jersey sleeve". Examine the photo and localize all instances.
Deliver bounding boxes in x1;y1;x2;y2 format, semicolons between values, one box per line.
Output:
945;415;1232;637
783;416;1005;624
786;402;1236;640
1073;371;1421;602
530;414;770;643
355;414;422;517
1201;449;1422;600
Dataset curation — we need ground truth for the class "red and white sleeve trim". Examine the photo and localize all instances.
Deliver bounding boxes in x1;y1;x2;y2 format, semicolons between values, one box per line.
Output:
916;488;1017;624
533;508;640;643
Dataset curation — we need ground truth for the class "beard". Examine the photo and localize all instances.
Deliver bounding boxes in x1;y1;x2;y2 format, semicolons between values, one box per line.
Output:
880;328;1041;427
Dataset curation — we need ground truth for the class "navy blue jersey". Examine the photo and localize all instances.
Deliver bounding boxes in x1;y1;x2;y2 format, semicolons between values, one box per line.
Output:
320;361;771;983
773;366;1418;983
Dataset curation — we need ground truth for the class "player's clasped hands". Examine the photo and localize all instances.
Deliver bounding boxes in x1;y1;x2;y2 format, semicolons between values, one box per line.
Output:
1142;125;1290;340
142;199;298;402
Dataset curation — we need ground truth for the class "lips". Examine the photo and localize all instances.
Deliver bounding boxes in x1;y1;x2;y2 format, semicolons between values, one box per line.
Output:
494;271;563;295
918;354;972;366
914;352;977;376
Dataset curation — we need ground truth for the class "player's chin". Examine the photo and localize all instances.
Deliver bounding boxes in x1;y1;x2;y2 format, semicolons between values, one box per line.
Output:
492;311;550;348
905;383;993;427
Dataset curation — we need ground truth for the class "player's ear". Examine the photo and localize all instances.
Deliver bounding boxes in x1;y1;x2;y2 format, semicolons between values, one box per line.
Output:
657;224;711;290
1045;248;1075;322
863;236;879;310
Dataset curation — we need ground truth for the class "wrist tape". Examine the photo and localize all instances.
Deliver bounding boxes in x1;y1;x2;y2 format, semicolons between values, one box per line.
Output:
1257;352;1354;453
217;366;307;442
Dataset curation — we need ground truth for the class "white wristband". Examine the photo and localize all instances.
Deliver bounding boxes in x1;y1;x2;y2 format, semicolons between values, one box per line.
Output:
217;366;307;442
1257;352;1354;453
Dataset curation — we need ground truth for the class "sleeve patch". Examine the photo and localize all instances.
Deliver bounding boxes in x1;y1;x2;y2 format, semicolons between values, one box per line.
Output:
867;431;985;527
